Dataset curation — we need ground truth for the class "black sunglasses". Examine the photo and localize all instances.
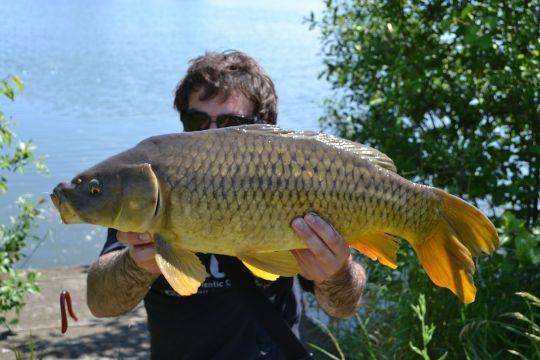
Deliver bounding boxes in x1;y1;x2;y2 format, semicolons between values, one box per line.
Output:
180;109;258;132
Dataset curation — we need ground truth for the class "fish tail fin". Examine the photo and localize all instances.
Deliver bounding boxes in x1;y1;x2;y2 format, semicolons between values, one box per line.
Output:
411;189;499;304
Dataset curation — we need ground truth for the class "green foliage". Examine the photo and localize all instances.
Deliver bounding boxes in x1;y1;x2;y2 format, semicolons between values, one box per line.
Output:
309;0;539;228
409;295;447;360
13;333;43;360
0;76;47;194
307;1;540;358
0;197;43;329
309;317;346;360
0;75;46;331
457;217;540;359
499;212;540;265
498;292;540;358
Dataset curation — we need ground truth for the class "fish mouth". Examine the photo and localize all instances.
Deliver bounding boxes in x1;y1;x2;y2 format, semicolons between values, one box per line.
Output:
50;191;69;224
50;188;82;224
50;191;61;211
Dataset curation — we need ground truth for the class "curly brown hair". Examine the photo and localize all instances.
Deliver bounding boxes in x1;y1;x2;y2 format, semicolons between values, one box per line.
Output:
173;51;277;125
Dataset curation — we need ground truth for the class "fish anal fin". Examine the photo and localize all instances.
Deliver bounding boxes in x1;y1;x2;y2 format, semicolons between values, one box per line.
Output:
350;232;401;269
242;261;280;281
238;251;300;278
154;234;206;296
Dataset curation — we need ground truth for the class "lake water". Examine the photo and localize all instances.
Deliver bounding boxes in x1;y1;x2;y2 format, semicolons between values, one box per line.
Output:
0;0;331;268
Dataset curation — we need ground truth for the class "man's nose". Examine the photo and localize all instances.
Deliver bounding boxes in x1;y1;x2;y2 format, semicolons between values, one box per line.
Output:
208;118;218;129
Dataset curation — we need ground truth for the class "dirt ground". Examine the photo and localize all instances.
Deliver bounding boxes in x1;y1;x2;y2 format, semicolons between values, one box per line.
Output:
0;266;149;360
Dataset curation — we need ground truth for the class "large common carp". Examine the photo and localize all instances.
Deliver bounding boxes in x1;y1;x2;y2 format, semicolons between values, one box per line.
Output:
51;125;499;303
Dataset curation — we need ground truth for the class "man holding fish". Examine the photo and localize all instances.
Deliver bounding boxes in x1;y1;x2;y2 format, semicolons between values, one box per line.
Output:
86;51;367;359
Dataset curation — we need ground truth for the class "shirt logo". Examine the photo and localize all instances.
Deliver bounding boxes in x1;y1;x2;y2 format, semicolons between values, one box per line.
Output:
208;255;226;279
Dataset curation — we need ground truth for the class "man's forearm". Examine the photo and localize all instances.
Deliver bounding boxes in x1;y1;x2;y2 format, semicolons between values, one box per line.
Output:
314;259;366;319
87;248;159;317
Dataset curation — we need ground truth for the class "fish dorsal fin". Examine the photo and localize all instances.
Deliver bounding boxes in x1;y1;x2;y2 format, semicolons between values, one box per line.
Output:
231;125;397;173
315;134;397;173
229;123;294;135
154;234;206;296
238;250;300;278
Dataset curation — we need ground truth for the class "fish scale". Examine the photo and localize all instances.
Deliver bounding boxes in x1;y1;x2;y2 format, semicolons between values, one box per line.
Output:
51;124;499;302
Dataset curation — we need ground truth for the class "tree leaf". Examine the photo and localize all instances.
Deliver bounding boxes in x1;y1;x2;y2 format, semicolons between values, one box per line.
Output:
460;4;475;20
10;75;24;94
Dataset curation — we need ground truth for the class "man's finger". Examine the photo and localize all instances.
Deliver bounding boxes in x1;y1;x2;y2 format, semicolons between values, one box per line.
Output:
304;213;352;264
304;213;344;252
117;231;152;245
129;243;156;263
291;250;312;279
293;249;330;282
291;218;334;259
128;244;161;275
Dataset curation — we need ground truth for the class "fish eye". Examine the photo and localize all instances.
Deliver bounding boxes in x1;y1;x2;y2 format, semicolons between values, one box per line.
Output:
74;178;83;185
88;179;102;195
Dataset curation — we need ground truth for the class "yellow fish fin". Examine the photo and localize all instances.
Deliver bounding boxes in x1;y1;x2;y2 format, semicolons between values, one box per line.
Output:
241;261;280;281
238;250;300;278
154;234;206;296
316;134;397;172
248;126;398;173
411;189;499;304
411;220;476;304
350;232;401;269
434;189;499;256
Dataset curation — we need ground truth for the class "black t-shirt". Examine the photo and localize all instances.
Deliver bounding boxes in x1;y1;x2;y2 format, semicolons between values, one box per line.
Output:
101;228;314;360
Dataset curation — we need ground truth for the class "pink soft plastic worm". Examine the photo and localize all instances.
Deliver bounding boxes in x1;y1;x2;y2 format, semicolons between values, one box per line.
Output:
60;290;78;334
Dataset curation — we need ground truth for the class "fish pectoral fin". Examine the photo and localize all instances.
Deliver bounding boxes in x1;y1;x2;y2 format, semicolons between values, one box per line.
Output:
238;251;300;279
154;234;206;296
350;232;401;269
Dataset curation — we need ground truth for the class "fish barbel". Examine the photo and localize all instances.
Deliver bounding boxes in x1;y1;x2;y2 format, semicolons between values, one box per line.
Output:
50;125;499;303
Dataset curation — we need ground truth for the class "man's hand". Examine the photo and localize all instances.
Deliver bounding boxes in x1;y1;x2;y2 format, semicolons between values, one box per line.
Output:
290;213;365;319
290;213;352;282
117;232;161;275
87;233;160;317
